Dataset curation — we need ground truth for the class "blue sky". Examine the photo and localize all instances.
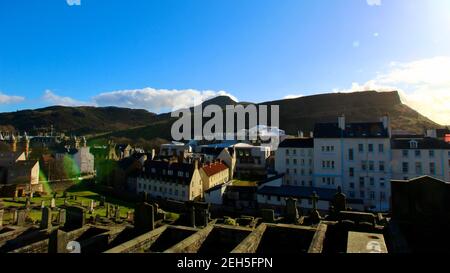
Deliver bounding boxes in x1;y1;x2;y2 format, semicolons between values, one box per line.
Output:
1;0;450;124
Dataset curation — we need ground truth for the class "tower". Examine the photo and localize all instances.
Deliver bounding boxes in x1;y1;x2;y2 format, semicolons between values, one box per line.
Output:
10;133;17;153
24;133;30;157
81;136;87;148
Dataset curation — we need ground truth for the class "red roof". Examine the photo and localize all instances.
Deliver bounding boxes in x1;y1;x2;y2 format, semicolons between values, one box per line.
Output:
202;162;228;177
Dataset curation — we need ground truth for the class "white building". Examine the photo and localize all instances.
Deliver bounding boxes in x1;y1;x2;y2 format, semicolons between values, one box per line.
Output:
391;136;450;182
233;143;271;179
274;138;314;187
313;116;392;211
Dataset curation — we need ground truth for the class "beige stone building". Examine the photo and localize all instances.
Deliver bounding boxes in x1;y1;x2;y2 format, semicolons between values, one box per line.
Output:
199;161;230;193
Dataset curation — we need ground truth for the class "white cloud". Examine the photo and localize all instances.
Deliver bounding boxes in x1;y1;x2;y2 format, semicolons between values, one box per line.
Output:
42;90;94;107
352;41;360;48
366;0;381;6
66;0;81;6
0;92;25;104
373;32;380;37
93;88;238;112
334;56;450;125
283;94;304;99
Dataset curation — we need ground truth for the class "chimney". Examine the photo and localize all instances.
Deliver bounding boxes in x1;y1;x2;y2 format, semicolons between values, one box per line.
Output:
380;115;391;137
338;115;346;130
194;159;199;169
300;131;304;138
309;131;314;138
151;149;156;160
426;129;437;138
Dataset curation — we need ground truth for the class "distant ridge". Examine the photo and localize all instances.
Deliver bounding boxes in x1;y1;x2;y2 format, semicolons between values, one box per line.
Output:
0;91;441;143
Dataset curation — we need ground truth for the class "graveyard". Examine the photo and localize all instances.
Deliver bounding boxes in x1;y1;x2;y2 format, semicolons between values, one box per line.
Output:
0;187;397;254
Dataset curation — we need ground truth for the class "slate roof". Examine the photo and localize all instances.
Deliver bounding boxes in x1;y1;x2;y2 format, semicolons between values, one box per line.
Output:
278;138;314;148
391;137;450;150
314;122;389;138
142;160;195;185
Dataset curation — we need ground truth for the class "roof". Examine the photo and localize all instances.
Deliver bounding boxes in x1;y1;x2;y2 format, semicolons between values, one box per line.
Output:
200;146;225;157
436;128;450;138
205;181;231;193
391;137;450;150
278;138;314;148
314;122;389;138
201;162;228;177
392;175;450;185
257;173;285;186
257;185;337;201
142;160;196;185
12;160;39;170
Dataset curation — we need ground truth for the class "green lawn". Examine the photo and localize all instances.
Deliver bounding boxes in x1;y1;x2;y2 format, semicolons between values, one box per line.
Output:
1;190;135;224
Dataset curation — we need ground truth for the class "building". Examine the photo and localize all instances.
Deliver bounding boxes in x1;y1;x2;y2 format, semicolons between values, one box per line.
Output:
313;116;392;211
391;136;450;182
55;137;95;176
136;159;203;202
199;161;230;193
234;143;271;179
274;138;314;187
160;142;192;157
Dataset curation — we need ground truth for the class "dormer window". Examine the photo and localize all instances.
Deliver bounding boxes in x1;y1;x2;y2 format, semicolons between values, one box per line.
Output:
409;140;418;149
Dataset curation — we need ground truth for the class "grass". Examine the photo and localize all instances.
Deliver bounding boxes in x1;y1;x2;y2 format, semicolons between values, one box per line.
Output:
1;189;135;224
231;179;258;187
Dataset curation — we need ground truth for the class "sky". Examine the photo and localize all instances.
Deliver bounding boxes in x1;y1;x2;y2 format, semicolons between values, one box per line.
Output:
0;0;450;124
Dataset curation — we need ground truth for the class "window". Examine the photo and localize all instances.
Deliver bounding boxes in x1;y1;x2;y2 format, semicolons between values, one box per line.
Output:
379;144;384;153
350;182;355;189
349;149;354;160
369;177;375;186
415;162;422;174
429;150;435;158
361;161;367;171
360;191;365;198
286;168;290;174
286;158;290;165
349;167;354;177
380;192;386;201
349;191;355;198
379;161;385;172
293;159;297;165
415;150;421;157
178;171;184;177
369;161;374;171
368;144;374;152
430;162;436;174
286;149;290;155
369;191;375;200
293;149;297;155
380;178;385;188
410;141;418;149
294;168;297;174
358;144;364;152
402;150;409;158
359;177;365;187
402;162;409;173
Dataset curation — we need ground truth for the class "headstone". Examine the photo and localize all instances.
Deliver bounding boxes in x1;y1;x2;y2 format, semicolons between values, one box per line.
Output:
12;209;18;225
189;206;196;228
333;186;347;213
134;203;155;232
114;206;121;221
58;209;66;226
40;207;52;229
89;200;95;213
53;192;57;199
65;206;86;229
17;210;27;226
100;196;106;207
25;197;31;209
127;211;134;222
64;199;68;206
309;192;321;224
51;198;56;209
285;197;299;223
105;203;110;218
199;208;209;227
0;209;4;228
41;201;46;209
261;209;275;223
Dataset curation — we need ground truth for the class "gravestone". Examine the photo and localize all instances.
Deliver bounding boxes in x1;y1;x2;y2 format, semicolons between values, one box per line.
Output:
199;208;209;227
89;200;95;213
114;206;120;221
100;196;106;207
17;210;27;226
127;211;134;222
333;186;347;213
285;197;299;223
105;203;110;218
12;209;18;225
51;198;56;209
189;206;196;228
134;203;155;232
64;199;68;206
41;201;46;209
0;209;4;228
261;209;275;223
309;192;321;224
65;206;86;230
25;197;31;209
40;207;52;229
58;209;66;226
